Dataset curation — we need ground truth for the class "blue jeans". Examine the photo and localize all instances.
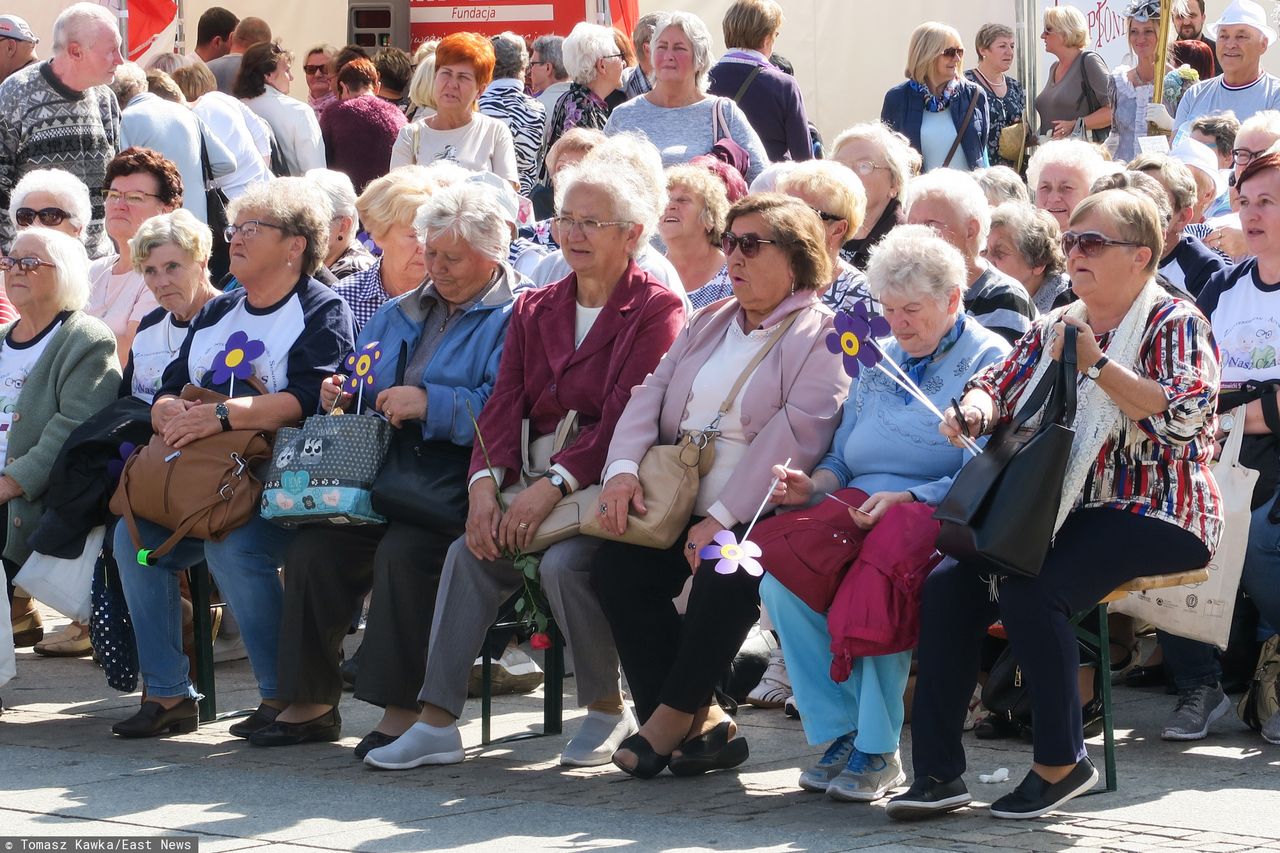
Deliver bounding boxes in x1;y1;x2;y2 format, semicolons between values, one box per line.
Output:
1162;495;1280;691
115;513;294;699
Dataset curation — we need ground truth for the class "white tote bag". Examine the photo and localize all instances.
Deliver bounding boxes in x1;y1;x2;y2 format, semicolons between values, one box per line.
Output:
0;580;14;687
12;526;105;624
1111;409;1256;649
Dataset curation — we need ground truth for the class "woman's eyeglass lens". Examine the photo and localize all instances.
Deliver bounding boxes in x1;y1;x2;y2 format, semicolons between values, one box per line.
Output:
1061;231;1140;257
223;220;288;242
941;47;965;59
721;232;780;258
0;256;55;272
14;207;69;227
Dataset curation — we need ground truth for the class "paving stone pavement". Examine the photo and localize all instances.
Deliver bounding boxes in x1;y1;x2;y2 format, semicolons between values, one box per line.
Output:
3;616;1279;852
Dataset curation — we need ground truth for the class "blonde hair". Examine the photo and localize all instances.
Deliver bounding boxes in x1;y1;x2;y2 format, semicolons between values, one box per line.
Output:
776;159;868;235
906;22;963;86
1044;5;1090;49
408;42;440;110
357;165;442;236
130;209;213;274
722;0;784;51
831;122;921;196
1071;189;1163;273
665;164;730;245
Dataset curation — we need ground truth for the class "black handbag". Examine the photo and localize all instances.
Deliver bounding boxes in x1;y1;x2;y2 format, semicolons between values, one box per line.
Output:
199;125;232;282
368;344;474;537
933;326;1078;577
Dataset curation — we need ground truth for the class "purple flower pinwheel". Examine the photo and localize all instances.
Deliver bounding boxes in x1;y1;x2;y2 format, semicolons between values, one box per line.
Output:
825;303;889;378
210;331;266;385
343;341;383;394
699;529;763;576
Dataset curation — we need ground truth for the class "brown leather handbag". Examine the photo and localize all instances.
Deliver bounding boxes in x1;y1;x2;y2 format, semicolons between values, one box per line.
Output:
109;382;276;564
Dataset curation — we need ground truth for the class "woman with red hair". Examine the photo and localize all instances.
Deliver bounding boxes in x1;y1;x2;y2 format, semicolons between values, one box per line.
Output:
390;32;517;186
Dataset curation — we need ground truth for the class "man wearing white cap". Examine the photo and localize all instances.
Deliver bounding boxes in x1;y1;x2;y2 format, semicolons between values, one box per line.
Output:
0;15;38;82
1150;0;1280;135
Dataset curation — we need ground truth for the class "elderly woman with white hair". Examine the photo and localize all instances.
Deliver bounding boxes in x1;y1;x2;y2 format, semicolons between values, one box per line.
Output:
249;181;528;753
1029;138;1111;231
974;166;1031;207
9;168;93;245
535;22;626;185
758;224;1009;802
0;228;120;653
987;202;1071;313
362;134;686;773
830;123;921;271
306;168;376;281
604;11;770;182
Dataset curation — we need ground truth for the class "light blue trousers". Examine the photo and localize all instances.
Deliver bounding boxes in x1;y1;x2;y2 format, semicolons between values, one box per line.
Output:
759;573;912;754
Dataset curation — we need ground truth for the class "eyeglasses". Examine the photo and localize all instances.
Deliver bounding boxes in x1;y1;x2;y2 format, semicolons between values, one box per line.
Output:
103;188;163;205
1061;231;1141;257
14;207;71;227
1232;147;1268;166
604;53;625;60
721;231;781;258
941;46;965;59
223;220;288;242
849;159;889;178
303;64;329;76
810;207;846;224
0;256;55;273
551;215;630;236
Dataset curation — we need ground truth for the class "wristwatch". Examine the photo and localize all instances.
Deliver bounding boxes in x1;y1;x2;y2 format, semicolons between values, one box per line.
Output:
215;402;232;432
1085;355;1110;381
1220;413;1237;434
543;471;570;497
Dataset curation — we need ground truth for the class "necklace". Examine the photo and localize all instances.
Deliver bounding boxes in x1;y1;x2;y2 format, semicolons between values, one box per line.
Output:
974;67;1006;91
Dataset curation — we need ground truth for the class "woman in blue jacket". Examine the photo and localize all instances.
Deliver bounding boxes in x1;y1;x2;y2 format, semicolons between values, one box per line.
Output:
881;22;990;173
252;181;527;755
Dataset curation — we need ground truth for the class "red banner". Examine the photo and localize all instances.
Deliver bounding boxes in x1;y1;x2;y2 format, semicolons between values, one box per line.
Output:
409;0;587;47
125;0;178;61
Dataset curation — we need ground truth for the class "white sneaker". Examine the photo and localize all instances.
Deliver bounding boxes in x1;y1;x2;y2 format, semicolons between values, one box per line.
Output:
363;721;465;770
746;648;791;709
560;707;638;767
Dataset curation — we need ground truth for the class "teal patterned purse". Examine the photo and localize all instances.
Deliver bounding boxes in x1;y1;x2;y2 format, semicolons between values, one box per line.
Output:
261;412;392;527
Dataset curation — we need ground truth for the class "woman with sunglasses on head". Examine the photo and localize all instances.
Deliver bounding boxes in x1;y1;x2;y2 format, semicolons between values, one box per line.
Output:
881;22;990;173
1036;5;1113;142
890;189;1220;822
587;194;849;780
235;41;325;177
829;123;921;271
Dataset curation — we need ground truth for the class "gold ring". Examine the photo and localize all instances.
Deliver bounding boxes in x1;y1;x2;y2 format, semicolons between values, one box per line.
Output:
518;522;529;529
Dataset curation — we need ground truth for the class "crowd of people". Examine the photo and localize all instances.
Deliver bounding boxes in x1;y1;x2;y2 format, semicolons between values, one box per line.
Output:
1;0;1278;826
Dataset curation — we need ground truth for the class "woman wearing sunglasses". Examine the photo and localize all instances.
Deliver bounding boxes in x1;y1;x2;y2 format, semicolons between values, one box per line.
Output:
891;189;1220;821
1035;5;1113;142
0;228;121;666
880;22;990;173
8;168;92;245
829;123;921;271
585;194;848;779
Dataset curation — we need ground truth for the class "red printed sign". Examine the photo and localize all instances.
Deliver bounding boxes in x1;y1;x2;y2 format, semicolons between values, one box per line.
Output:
408;0;590;47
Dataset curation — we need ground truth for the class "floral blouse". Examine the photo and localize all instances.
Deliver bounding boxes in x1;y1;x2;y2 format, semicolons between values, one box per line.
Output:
536;83;611;184
965;70;1026;169
966;296;1222;549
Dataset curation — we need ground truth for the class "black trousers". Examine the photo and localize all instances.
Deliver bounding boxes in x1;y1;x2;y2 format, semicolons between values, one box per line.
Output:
276;521;452;708
591;522;761;723
910;508;1211;780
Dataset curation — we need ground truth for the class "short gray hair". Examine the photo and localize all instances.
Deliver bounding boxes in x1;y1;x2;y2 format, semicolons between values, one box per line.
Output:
111;62;148;106
305;168;360;243
130;208;214;274
12;227;92;312
1027;139;1109;196
989;202;1065;278
974;166;1030;206
903;168;993;250
866;223;965;310
491;32;528;80
651;12;716;92
831;122;921;196
563;22;619;86
10;169;92;242
53;2;119;55
556;132;667;251
227;178;333;276
414;182;511;264
1127;153;1199;213
531;35;566;79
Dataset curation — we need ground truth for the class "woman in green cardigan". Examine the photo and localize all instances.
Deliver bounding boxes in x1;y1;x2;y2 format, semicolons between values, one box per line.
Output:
1;227;123;666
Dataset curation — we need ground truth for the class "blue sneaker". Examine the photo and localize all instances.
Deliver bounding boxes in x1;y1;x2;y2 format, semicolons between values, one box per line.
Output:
798;732;855;792
827;748;905;802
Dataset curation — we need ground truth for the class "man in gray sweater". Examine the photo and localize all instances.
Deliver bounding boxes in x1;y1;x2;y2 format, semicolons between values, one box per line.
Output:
0;3;121;258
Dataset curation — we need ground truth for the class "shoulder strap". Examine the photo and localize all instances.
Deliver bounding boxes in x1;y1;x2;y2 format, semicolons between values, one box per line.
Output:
733;65;764;104
712;97;727;141
410;122;422;165
710;310;800;427
943;87;981;168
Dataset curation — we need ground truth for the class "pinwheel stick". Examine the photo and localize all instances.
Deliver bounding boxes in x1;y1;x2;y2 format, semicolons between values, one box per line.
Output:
229;376;235;399
357;382;365;415
868;341;982;457
742;456;791;542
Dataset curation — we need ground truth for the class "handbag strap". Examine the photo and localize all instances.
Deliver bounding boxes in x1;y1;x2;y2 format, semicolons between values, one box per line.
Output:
733;65;764;104
707;310;800;431
520;409;580;477
1222;405;1249;465
943;87;981;169
712;97;728;142
1008;325;1077;432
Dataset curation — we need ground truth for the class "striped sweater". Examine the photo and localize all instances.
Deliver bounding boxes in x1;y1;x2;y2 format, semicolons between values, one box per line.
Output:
966;295;1223;551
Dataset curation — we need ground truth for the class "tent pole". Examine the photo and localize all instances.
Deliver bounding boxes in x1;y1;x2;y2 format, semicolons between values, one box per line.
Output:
118;0;130;59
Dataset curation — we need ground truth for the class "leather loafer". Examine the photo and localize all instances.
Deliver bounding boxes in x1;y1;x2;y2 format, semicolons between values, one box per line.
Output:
112;699;198;738
990;758;1099;819
228;703;281;739
249;707;342;747
353;729;398;759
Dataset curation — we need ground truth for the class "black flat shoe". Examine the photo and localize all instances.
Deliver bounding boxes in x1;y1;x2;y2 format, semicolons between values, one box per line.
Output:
612;733;670;779
668;721;749;777
353;729;398;760
228;703;281;739
248;707;342;747
885;775;972;821
112;699;198;738
989;758;1099;819
1123;662;1168;689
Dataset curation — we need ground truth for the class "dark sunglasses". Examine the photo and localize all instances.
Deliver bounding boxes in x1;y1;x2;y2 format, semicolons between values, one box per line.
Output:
1061;230;1141;257
722;231;781;258
15;206;70;228
941;46;965;59
0;256;55;273
810;207;846;224
303;64;328;76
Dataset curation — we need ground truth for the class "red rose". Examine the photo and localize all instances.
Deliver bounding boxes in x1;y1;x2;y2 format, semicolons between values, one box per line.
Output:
530;632;552;650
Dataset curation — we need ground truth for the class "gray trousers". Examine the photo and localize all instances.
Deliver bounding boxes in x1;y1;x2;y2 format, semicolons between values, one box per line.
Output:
419;534;620;719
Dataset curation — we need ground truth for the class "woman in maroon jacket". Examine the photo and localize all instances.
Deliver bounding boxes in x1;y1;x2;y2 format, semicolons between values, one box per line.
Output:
319;58;407;191
361;134;686;772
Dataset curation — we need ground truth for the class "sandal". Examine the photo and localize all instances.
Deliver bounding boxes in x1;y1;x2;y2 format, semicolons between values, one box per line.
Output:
668;720;750;777
612;733;670;779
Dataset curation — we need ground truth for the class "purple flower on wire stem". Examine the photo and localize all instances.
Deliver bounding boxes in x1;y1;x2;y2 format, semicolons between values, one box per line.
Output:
343;341;383;394
210;331;265;385
699;529;763;576
826;303;889;379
